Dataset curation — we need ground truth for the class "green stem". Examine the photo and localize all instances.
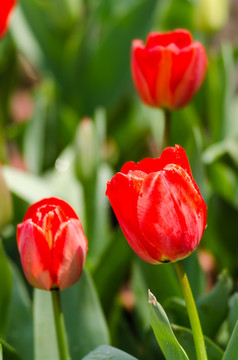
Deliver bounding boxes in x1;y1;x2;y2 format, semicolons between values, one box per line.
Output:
174;261;208;360
163;108;171;147
51;289;71;360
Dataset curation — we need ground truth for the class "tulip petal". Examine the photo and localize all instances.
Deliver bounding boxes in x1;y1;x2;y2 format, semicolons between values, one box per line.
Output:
17;220;53;290
131;40;155;105
0;0;16;38
171;42;207;108
23;197;79;223
52;219;88;290
146;30;192;49
137;165;206;262
120;145;193;180
106;172;157;263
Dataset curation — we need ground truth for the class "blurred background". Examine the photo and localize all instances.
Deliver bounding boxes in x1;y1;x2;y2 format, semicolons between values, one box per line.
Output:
1;0;238;359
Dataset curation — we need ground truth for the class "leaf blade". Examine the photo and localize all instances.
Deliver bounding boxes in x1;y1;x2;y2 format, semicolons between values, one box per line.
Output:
148;291;189;360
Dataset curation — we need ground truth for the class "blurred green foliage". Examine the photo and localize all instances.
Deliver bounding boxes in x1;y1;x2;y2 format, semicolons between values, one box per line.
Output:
1;0;238;359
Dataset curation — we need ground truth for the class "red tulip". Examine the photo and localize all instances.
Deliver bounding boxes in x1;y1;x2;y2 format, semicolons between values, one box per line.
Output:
17;197;88;290
0;0;17;38
131;29;207;109
106;145;207;263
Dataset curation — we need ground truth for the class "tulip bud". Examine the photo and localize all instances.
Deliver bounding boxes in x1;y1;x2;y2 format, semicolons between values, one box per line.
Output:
131;29;207;109
0;0;17;38
194;0;229;33
106;145;207;264
17;197;88;290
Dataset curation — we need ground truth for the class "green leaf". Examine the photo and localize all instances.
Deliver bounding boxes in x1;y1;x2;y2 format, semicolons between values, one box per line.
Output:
148;291;189;360
173;325;223;360
183;253;206;300
5;264;33;360
131;259;150;331
77;0;157;113
228;293;238;334
207;162;238;209
163;297;188;329
33;289;59;360
141;262;181;305
197;270;233;338
92;230;131;314
222;321;238;360
0;340;22;360
0;241;12;336
82;345;138;360
3;166;52;204
0;339;23;360
62;269;110;359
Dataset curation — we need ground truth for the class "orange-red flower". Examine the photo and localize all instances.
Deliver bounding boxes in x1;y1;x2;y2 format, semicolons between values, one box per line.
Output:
131;29;207;109
106;145;207;263
0;0;17;38
17;197;88;290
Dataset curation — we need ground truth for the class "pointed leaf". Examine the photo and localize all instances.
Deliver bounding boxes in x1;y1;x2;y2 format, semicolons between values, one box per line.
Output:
0;241;12;336
82;345;138;360
62;269;110;359
3;166;51;203
148;291;189;360
228;293;238;334
197;270;233;337
222;321;238;360
5;264;33;360
33;289;59;360
0;339;23;360
173;325;223;360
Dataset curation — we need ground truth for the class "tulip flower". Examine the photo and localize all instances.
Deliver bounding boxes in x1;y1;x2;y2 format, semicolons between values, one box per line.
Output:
0;0;17;38
106;145;207;263
131;29;207;109
17;197;88;291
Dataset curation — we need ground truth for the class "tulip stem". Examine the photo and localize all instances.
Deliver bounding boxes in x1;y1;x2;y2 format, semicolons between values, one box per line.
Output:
51;289;71;360
164;109;171;147
174;261;207;360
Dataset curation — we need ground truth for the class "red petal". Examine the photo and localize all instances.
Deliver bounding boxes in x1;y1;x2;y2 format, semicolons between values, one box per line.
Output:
17;220;53;290
0;0;16;38
146;30;192;49
131;40;155;105
122;145;193;179
171;42;207;108
23;197;79;223
106;172;156;263
52;219;88;290
137;165;206;262
121;161;137;174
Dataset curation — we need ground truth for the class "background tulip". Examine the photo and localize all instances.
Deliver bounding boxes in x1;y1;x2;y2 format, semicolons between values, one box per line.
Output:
106;145;207;264
0;0;17;38
131;29;207;109
17;197;88;290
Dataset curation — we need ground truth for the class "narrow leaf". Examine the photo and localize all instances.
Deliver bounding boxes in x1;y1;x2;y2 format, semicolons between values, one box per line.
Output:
148;291;189;360
173;325;223;360
5;264;33;360
222;321;238;360
33;290;59;360
0;241;12;336
82;345;138;360
228;293;238;334
0;339;23;360
197;270;233;337
62;269;110;359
